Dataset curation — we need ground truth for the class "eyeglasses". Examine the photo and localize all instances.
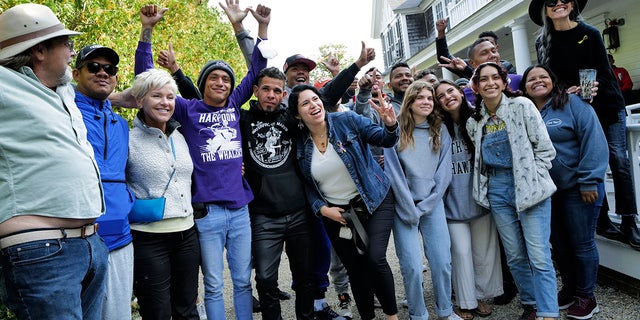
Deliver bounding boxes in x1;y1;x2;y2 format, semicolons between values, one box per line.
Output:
62;39;74;52
80;61;119;77
545;0;572;7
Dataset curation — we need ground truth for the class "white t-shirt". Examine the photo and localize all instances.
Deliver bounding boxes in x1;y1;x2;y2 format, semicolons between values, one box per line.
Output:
311;143;359;205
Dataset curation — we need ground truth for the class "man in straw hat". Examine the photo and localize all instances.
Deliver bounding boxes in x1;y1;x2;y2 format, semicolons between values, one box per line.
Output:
0;4;108;319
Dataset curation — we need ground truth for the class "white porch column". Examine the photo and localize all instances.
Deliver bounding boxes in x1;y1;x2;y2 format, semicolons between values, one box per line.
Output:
507;17;532;74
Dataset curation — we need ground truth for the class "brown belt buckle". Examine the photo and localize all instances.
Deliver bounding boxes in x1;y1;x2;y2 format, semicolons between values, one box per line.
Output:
80;224;98;238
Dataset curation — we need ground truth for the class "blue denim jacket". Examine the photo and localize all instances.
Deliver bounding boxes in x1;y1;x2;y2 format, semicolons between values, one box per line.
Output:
296;111;399;215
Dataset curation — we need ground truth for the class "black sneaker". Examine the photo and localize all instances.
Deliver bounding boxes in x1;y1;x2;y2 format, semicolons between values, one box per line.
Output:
558;290;575;310
276;288;292;300
252;295;261;313
337;294;353;319
567;296;599;319
519;304;536;320
493;285;517;305
315;302;347;320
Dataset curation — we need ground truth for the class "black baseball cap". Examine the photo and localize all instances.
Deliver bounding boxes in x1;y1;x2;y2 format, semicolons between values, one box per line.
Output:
75;44;119;69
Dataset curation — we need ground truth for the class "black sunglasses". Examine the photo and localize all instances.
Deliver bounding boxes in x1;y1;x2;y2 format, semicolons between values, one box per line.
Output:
545;0;572;7
81;61;119;76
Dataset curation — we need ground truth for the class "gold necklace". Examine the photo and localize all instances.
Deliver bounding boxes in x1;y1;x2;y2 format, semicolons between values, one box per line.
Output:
312;133;327;153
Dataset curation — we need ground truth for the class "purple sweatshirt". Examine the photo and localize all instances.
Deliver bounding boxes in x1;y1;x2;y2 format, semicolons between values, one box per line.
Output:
135;40;267;208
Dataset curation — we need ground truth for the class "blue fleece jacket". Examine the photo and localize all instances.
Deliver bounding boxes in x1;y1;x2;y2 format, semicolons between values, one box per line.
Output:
75;91;135;251
540;94;608;191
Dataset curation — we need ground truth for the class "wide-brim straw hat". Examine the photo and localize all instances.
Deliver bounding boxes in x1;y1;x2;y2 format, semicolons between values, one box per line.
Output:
0;3;80;60
528;0;588;26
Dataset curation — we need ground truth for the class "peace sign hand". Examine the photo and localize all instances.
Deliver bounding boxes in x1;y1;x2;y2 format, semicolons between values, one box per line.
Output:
369;88;397;127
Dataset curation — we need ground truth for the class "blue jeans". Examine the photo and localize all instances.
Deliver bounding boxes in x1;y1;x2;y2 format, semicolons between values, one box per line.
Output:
488;169;559;318
1;233;108;320
550;184;603;298
393;200;453;319
603;108;637;214
311;216;331;299
196;204;253;320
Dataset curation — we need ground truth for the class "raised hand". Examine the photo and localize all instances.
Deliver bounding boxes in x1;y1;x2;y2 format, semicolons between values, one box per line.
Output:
355;41;376;69
438;55;467;71
320;53;340;76
369;87;397;127
358;68;376;90
140;5;168;29
219;0;249;25
249;4;271;26
436;18;449;34
158;43;179;74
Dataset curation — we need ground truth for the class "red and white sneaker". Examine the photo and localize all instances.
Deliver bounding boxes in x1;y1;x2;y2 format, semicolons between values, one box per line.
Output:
566;296;600;319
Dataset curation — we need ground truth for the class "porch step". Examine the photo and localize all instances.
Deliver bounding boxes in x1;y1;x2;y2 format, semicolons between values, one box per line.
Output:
596;233;640;295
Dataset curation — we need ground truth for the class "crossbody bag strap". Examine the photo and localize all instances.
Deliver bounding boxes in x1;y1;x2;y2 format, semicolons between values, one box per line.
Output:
342;208;369;255
160;137;177;197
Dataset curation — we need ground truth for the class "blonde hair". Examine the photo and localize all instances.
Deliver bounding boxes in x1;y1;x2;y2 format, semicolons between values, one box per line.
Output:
398;81;442;151
131;68;178;100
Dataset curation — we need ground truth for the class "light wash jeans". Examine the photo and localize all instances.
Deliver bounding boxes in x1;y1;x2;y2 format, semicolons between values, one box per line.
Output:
196;204;253;320
487;168;559;318
393;200;454;319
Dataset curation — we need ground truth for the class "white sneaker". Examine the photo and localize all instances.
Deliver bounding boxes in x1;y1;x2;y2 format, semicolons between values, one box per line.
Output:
196;301;207;320
440;312;463;320
337;293;353;319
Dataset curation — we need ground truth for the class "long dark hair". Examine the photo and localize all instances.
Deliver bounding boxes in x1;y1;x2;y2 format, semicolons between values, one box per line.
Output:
520;64;568;110
470;62;517;120
434;79;474;155
535;0;584;66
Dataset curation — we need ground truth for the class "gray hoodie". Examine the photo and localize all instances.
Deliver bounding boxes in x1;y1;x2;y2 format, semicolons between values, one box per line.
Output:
385;121;452;225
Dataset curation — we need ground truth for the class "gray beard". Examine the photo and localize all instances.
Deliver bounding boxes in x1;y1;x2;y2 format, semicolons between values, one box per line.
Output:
57;66;72;86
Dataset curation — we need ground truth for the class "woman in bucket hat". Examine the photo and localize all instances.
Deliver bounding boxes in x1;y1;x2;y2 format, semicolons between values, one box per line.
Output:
530;2;639;317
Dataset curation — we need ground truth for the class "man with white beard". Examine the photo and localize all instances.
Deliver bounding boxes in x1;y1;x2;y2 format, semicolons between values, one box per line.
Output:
0;3;108;319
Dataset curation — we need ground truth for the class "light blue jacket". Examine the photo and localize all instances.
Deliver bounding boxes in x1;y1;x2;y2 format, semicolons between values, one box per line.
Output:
0;66;103;222
296;112;399;215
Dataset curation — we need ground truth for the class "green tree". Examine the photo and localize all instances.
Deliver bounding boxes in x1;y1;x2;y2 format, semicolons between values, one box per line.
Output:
310;43;354;84
1;0;246;122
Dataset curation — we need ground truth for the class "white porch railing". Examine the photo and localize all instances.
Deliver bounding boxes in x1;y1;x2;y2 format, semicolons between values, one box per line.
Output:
448;0;493;27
